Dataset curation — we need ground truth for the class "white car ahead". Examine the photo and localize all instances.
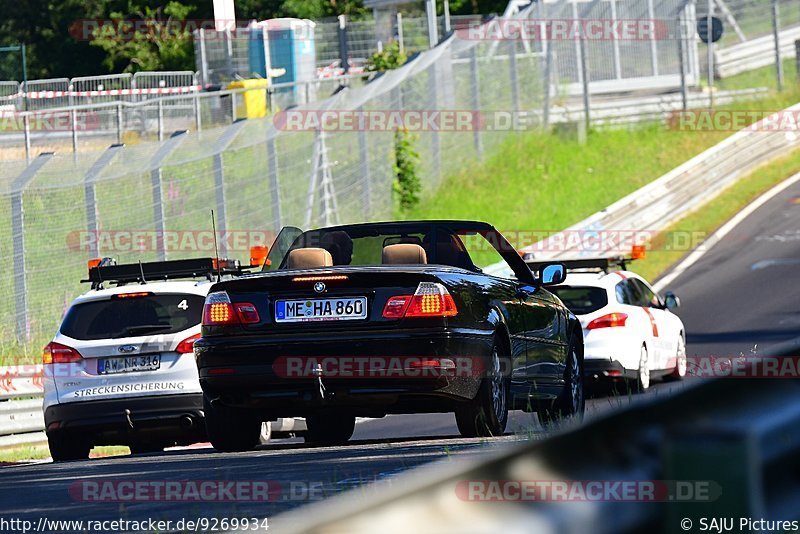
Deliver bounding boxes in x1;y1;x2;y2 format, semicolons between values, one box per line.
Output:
535;257;687;391
43;258;305;461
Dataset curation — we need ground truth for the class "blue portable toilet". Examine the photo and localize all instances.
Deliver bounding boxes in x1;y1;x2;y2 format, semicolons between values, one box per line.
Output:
248;19;317;102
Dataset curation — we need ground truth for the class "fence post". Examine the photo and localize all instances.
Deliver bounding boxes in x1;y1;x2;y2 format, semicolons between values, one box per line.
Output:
84;144;125;259
11;153;54;343
610;0;622;79
678;11;688;111
267;134;282;229
116;102;123;143
149;131;187;261
426;0;439;47
198;29;209;86
427;65;441;179
23;114;31;164
209;119;247;257
397;13;405;53
707;0;714;109
647;0;659;76
157;99;164;141
357;106;372;218
772;0;784;91
194;93;202;132
796;40;800;84
338;15;350;75
469;46;483;159
579;33;591;130
543;29;553;128
71;109;78;155
508;40;520;114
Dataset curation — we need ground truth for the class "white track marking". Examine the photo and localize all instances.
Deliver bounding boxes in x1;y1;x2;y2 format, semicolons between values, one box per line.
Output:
654;171;800;292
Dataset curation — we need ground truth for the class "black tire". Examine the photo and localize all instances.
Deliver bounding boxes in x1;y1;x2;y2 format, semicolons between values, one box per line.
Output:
204;396;262;452
48;433;91;462
634;344;651;392
305;412;356;446
539;339;584;428
455;339;509;438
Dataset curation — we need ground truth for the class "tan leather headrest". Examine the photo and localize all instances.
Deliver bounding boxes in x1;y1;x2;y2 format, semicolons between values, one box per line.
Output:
382;244;428;265
286;248;333;269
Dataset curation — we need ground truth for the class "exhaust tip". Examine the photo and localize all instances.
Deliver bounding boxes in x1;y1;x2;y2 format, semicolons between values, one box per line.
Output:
179;415;195;430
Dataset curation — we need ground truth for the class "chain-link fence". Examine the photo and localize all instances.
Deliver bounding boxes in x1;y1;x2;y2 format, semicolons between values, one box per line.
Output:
2;0;785;358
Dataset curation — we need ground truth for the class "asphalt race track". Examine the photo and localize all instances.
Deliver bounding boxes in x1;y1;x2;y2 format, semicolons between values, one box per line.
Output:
661;177;800;357
2;177;797;531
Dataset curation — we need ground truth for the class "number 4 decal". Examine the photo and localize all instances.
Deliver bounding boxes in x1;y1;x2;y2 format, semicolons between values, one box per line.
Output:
177;299;189;310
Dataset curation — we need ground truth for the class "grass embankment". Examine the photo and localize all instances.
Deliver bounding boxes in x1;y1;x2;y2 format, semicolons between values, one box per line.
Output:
0;445;130;463
409;87;800;270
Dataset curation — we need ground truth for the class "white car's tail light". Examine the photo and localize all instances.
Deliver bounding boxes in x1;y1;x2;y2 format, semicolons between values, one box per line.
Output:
586;312;628;329
175;333;201;354
43;342;83;364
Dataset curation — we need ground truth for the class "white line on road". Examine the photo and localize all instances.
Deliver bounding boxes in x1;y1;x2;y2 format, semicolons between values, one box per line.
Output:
654;171;800;292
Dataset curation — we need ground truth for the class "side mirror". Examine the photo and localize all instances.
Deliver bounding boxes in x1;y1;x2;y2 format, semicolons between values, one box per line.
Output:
539;262;566;287
664;291;681;310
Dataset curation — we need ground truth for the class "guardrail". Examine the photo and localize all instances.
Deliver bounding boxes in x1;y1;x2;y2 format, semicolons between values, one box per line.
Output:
716;24;800;78
272;372;800;532
503;101;800;268
0;365;45;451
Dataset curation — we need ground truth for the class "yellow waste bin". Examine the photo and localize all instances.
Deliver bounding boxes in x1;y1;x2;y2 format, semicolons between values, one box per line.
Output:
226;79;269;119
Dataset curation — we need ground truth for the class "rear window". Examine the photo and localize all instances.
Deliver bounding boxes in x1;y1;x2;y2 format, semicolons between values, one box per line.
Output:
60;294;205;340
550;286;608;315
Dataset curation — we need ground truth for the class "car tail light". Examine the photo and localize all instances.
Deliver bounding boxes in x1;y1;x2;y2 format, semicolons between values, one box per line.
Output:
43;342;83;364
587;312;628;329
234;303;260;324
203;292;260;326
203;291;236;326
175;333;201;354
382;282;458;319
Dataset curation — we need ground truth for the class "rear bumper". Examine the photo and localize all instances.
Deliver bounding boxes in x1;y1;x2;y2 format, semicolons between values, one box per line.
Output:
583;358;637;381
44;393;205;446
195;327;494;417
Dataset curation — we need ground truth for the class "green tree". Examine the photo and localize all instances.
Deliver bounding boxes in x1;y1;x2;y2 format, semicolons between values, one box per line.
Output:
280;0;367;20
365;40;407;72
393;128;422;216
90;1;195;72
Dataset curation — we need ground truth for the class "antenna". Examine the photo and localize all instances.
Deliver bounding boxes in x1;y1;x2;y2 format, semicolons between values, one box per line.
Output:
138;261;147;284
211;210;222;282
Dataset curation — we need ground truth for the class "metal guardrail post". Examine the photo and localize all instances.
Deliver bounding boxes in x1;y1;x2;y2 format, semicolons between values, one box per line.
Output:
707;0;714;109
149;130;187;261
357;106;372;218
772;0;784;91
267;134;282;230
11;153;54;343
84;144;124;259
210;119;247;257
469;46;483;159
231;92;237;123
508;40;520;114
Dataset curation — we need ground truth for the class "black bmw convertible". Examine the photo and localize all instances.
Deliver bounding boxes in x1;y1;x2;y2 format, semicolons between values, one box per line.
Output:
194;220;584;450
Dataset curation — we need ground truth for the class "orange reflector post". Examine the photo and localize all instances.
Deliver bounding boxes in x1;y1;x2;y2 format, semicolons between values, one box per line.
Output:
87;258;101;269
250;246;269;267
631;245;646;260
